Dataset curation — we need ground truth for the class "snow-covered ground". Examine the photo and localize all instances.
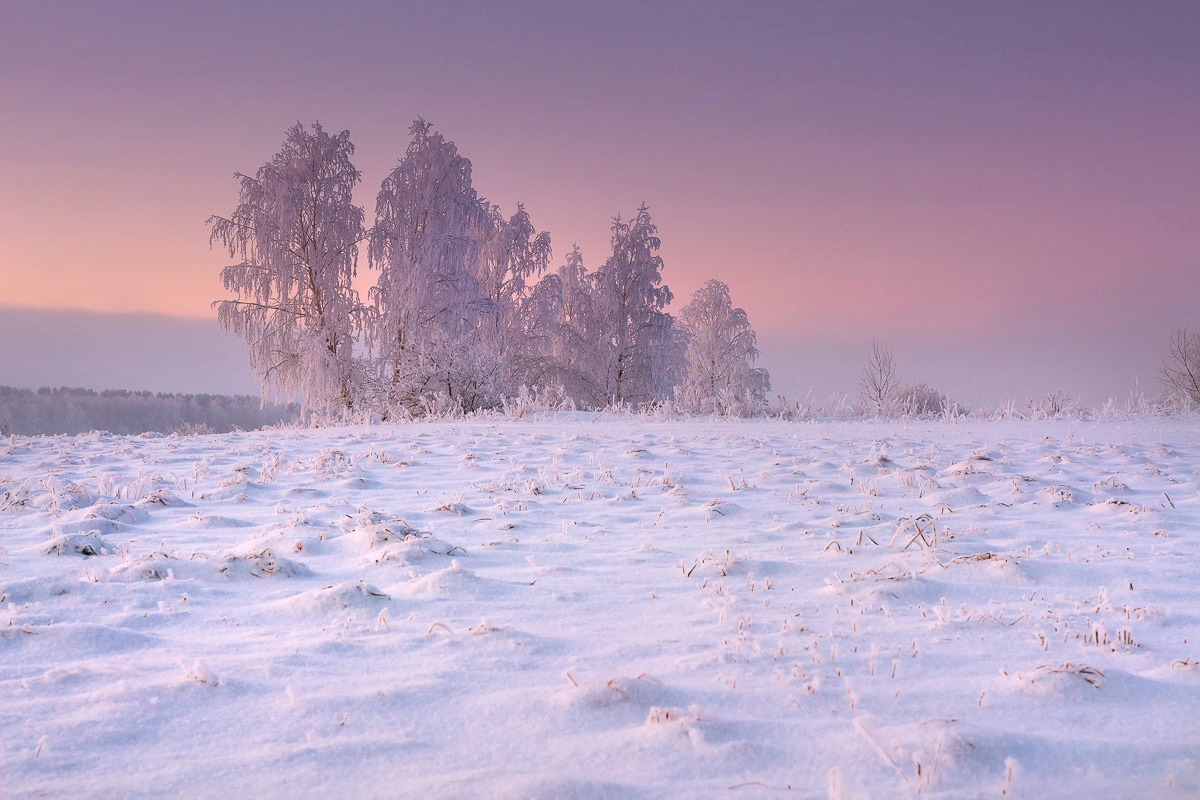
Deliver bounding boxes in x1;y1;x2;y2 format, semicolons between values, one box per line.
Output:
2;416;1198;798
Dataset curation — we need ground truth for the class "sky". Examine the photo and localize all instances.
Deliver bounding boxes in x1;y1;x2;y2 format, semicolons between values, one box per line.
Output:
2;1;1198;406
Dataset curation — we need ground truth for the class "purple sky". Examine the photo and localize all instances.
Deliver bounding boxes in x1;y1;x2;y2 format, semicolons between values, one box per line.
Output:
2;2;1198;406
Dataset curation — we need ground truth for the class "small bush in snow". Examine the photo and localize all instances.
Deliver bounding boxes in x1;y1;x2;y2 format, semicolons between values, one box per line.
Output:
1027;390;1085;420
889;383;961;419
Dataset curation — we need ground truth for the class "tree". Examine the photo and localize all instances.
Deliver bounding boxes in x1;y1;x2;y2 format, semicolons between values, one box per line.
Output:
1159;326;1200;405
209;122;365;418
368;120;552;413
368;119;492;412
536;245;606;405
677;279;770;414
477;203;553;389
857;338;898;415
515;268;567;389
590;205;684;406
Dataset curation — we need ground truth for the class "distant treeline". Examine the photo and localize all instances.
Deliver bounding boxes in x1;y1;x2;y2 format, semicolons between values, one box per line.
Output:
0;386;300;436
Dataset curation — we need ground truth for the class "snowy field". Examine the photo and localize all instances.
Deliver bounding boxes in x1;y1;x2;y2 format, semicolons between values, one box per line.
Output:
2;416;1199;798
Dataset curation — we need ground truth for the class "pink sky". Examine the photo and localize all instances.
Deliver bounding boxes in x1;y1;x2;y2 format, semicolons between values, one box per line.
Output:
2;2;1197;405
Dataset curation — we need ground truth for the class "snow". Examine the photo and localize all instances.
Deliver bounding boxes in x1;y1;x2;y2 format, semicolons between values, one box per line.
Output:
2;416;1199;798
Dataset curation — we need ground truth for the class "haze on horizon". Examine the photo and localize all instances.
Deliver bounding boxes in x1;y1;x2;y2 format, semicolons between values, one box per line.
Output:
2;2;1198;407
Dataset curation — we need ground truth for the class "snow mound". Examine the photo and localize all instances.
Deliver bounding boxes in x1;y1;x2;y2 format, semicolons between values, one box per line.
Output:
132;488;191;508
939;455;997;477
42;531;108;557
369;535;465;565
218;545;310;578
921;486;988;508
560;675;671;711
109;552;213;583
281;579;390;615
36;517;121;539
7;622;155;658
0;576;75;604
77;501;147;523
339;509;429;548
395;559;484;597
1004;663;1106;696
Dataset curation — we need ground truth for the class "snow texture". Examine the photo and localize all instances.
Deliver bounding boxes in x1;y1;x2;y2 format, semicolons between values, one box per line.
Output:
2;417;1199;798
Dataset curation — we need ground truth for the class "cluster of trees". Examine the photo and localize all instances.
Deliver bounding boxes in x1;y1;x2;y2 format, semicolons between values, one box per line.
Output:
211;121;769;419
0;386;298;436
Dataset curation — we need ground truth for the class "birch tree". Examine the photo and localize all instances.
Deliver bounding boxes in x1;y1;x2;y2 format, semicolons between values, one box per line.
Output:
477;203;553;389
368;119;491;411
677;279;770;414
535;245;606;405
209;122;364;417
369;120;556;412
590;206;684;405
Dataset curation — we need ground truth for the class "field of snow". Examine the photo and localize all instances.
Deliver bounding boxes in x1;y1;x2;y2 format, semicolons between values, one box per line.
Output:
2;416;1199;798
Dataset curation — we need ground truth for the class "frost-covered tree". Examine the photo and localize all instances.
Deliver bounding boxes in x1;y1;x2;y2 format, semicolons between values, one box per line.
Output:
368;119;492;411
857;339;899;415
1159;326;1200;405
515;270;566;388
478;203;553;387
530;245;602;404
368;120;553;413
590;205;684;406
209;122;365;417
677;279;770;414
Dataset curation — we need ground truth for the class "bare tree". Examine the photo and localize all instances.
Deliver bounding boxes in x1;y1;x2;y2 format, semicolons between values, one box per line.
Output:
1159;326;1200;404
858;338;898;414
